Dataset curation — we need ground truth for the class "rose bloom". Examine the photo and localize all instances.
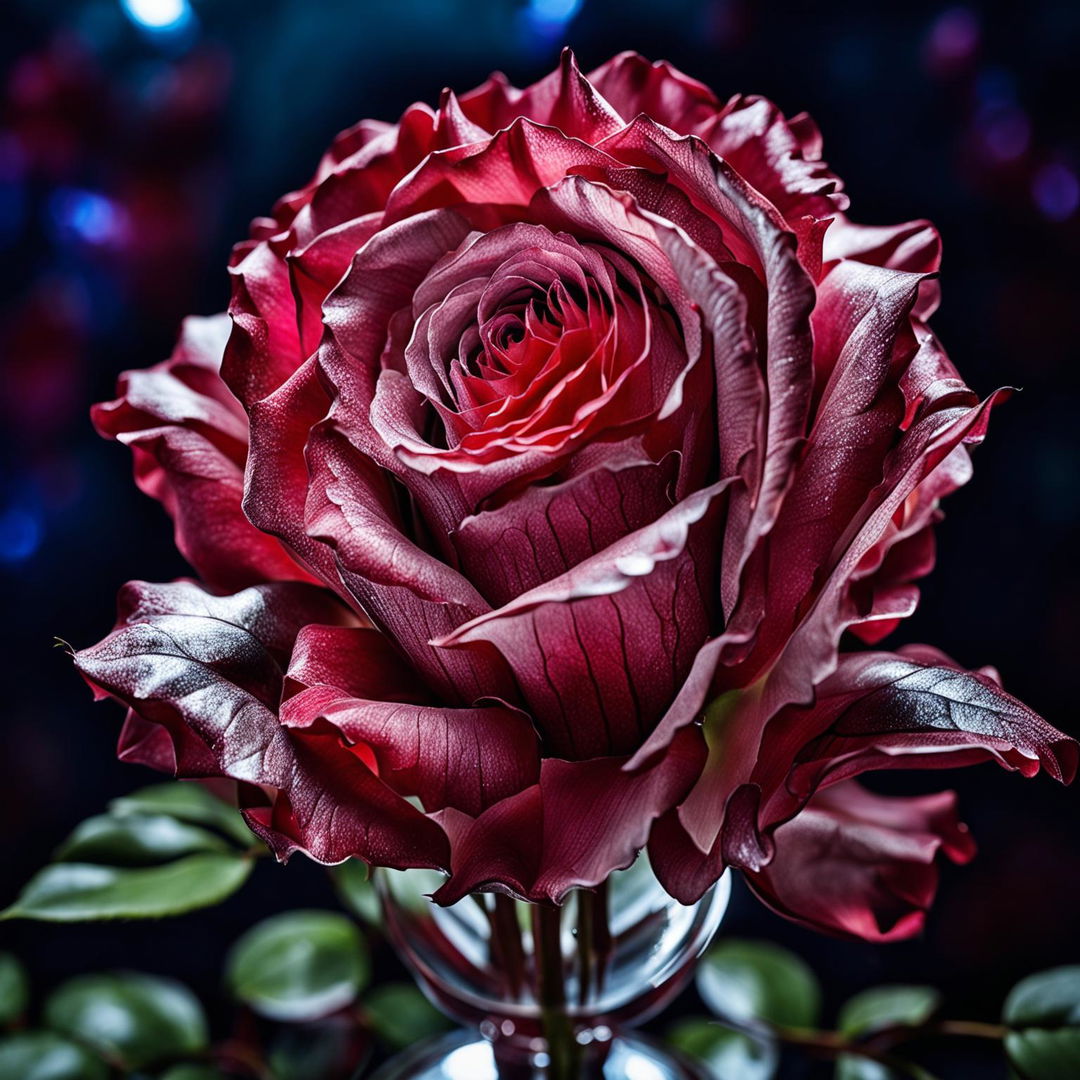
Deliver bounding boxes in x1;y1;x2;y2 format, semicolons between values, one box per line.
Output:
77;52;1075;941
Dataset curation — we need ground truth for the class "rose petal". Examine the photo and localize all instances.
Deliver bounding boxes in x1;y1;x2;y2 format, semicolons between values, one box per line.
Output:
432;726;706;904
73;580;448;869
743;782;975;941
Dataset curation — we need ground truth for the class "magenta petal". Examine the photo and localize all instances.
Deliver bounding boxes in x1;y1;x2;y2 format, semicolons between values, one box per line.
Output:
284;623;422;702
774;647;1079;802
437;480;731;756
92;315;312;590
452;446;678;606
304;421;518;706
282;688;540;818
744;782;975;942
73;580;449;870
432;726;706;904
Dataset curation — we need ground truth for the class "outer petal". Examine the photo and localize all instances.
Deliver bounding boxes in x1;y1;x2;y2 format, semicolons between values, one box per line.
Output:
652;647;1075;903
465;50;625;143
281;689;541;818
436;481;731;757
757;389;1007;720
92;315;311;590
743;782;976;942
755;261;925;644
759;646;1079;821
242;358;343;587
586;51;722;131
431;726;706;904
73;580;449;869
824;217;943;275
283;623;421;702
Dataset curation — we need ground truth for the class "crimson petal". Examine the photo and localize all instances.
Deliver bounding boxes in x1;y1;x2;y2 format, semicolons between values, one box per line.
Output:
73;580;449;869
432;726;706;904
743;781;976;942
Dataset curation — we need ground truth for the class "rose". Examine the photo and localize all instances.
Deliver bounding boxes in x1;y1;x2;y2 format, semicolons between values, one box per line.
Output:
76;52;1075;940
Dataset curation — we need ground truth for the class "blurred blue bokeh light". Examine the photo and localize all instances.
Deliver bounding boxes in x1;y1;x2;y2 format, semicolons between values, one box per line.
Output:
0;506;43;563
120;0;193;34
523;0;584;38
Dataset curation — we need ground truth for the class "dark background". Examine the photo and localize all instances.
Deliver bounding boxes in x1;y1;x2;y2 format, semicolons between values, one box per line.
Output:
0;0;1077;1075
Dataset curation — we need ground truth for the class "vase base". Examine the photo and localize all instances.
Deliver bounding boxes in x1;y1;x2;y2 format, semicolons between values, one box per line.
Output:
370;1030;710;1080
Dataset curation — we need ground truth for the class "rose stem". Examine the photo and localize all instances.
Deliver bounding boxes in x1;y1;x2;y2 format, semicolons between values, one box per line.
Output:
574;882;612;1007
532;902;580;1080
575;892;593;1008
489;893;528;1001
590;881;612;998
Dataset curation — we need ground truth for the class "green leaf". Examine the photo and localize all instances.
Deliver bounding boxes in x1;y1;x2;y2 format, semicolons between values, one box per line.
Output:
1005;1029;1080;1080
0;1031;108;1080
0;954;28;1025
332;860;381;928
1;853;253;921
55;813;229;865
697;939;822;1030
835;1057;940;1080
1004;966;1080;1028
839;986;941;1037
44;972;207;1070
363;983;451;1049
667;1018;777;1080
1003;967;1080;1080
267;1021;368;1080
834;1056;940;1080
227;910;369;1022
836;1057;891;1080
159;1067;226;1080
109;783;254;848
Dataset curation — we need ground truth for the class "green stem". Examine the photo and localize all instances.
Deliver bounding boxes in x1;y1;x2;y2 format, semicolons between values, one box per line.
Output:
771;1026;937;1079
927;1020;1009;1041
768;1015;1011;1078
575;893;593;1010
532;903;580;1080
490;893;528;1001
574;884;613;1008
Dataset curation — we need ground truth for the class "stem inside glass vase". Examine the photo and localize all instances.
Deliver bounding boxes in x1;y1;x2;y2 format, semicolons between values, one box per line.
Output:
532;901;580;1078
374;862;729;1080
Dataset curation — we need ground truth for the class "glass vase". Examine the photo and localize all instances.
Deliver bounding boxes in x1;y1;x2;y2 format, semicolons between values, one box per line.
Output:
370;858;730;1080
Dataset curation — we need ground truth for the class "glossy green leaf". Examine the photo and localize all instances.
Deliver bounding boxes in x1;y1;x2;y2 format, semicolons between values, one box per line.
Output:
836;1056;891;1080
363;983;452;1048
0;954;28;1025
159;1067;226;1080
227;910;369;1021
44;972;207;1070
109;783;254;848
1003;967;1080;1080
838;986;941;1037
834;1056;938;1080
1005;1029;1080;1080
1004;966;1080;1028
267;1021;368;1080
55;813;229;865
1;853;253;921
667;1017;777;1080
332;860;381;928
0;1031;108;1080
697;939;821;1030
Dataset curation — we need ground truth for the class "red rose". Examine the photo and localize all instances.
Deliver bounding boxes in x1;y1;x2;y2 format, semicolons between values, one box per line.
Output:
76;52;1075;940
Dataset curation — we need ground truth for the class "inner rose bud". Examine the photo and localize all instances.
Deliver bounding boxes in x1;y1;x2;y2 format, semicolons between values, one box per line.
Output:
378;223;684;470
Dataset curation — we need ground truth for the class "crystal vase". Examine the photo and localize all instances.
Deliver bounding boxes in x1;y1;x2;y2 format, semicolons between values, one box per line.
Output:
370;859;729;1080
